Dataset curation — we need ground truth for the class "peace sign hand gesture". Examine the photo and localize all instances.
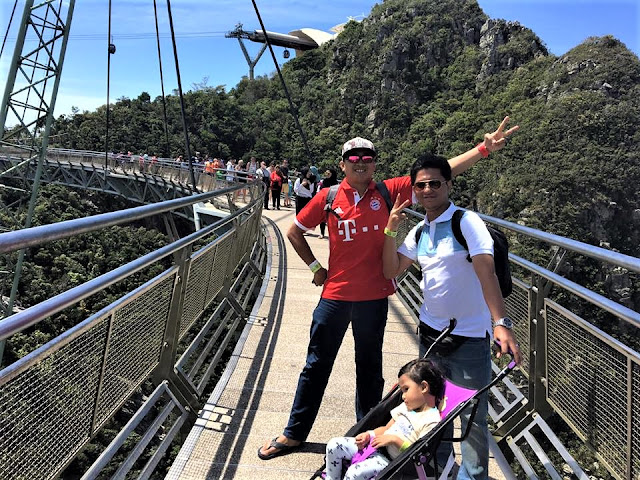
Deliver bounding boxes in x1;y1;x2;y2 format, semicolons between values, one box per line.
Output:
483;116;519;153
386;194;411;232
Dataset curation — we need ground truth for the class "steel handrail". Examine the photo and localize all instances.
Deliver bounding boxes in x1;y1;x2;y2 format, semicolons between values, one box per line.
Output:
0;181;257;253
0;201;254;341
403;208;640;273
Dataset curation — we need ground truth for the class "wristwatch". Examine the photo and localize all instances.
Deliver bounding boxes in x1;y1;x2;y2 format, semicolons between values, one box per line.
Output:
494;317;513;329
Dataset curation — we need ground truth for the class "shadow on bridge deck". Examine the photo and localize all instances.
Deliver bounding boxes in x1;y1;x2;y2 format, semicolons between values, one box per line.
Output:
167;208;507;480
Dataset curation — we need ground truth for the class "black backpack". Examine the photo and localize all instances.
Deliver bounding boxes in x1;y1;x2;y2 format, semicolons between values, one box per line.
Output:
415;209;512;298
324;181;393;220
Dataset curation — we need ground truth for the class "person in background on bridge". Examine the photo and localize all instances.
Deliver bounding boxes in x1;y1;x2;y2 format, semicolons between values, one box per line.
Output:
281;158;291;208
317;168;339;239
211;157;223;188
257;117;519;462
234;159;247;202
293;167;316;215
256;160;271;209
247;156;258;180
225;158;236;185
138;153;146;173
270;164;285;210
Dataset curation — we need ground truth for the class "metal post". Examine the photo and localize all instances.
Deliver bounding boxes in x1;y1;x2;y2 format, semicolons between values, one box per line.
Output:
532;275;552;418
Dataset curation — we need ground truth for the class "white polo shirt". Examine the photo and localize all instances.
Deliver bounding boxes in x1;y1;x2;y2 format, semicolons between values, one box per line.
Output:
398;202;494;338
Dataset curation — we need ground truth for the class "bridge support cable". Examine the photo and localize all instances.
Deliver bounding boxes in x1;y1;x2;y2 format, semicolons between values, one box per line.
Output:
166;0;197;189
0;0;19;58
105;0;113;175
250;0;313;163
0;0;75;364
153;0;172;158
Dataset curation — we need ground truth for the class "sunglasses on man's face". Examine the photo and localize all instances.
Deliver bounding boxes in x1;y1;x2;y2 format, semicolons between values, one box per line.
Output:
345;154;375;164
413;179;445;190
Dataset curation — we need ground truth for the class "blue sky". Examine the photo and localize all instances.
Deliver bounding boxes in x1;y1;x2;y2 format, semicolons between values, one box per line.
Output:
1;0;638;119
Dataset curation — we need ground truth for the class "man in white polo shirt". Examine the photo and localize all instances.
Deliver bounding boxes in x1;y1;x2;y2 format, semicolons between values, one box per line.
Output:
382;152;521;480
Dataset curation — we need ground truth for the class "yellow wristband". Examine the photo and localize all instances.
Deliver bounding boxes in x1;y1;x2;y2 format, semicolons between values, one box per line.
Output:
384;227;397;238
399;440;411;452
309;260;322;273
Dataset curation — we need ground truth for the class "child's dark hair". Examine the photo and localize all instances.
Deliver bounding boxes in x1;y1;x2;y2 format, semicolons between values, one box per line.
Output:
398;359;446;405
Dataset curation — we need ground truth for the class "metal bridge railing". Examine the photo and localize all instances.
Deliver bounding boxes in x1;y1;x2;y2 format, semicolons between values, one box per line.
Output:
394;208;640;480
0;180;266;479
45;147;252;192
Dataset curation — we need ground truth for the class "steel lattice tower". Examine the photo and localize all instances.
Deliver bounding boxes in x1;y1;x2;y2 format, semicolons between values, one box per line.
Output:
0;0;75;360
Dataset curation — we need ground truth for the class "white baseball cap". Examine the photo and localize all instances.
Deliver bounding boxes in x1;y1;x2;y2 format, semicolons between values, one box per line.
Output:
341;137;376;157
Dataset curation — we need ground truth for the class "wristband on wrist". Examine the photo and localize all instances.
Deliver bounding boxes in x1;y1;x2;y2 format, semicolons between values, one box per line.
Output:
476;143;489;158
399;440;411;452
308;260;322;274
383;227;398;238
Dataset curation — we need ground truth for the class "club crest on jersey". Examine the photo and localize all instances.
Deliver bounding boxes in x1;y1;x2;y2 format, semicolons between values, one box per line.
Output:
370;198;381;211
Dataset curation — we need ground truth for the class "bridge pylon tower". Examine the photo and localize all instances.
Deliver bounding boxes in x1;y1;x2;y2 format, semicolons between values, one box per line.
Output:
0;0;75;361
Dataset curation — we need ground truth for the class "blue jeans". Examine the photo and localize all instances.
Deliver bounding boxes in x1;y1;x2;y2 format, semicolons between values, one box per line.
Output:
283;298;388;441
420;332;491;480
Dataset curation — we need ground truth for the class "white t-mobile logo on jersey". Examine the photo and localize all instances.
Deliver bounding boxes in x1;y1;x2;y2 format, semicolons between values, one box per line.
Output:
337;219;357;241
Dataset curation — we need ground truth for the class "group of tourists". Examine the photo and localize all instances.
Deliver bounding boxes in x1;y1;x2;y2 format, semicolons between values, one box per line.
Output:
256;117;522;480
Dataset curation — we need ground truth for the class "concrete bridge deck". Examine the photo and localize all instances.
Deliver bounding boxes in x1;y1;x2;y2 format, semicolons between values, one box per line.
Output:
167;207;509;480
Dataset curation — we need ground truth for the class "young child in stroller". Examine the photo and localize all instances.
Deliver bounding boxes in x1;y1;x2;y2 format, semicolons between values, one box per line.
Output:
324;359;445;480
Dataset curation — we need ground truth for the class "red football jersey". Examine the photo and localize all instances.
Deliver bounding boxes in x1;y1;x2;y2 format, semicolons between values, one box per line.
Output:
295;176;413;301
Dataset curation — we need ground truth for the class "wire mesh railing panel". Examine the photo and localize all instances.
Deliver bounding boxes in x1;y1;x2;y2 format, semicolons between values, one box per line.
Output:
93;272;175;430
238;216;252;260
180;244;217;339
229;225;243;269
207;233;233;303
632;361;640;480
546;301;630;479
505;280;531;374
0;320;108;480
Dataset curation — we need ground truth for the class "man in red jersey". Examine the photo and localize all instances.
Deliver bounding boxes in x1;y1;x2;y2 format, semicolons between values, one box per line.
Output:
258;117;518;460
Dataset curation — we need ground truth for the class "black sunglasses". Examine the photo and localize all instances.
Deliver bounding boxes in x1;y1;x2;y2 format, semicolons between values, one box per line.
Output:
413;179;445;190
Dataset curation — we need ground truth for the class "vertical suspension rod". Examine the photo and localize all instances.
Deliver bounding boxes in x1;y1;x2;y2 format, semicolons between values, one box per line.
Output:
166;0;196;188
153;0;172;158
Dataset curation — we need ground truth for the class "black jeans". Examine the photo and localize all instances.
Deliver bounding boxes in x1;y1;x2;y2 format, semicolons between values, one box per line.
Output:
271;188;281;209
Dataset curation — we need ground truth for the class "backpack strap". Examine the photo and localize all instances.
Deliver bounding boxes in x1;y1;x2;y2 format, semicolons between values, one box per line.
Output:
451;209;472;262
414;220;427;246
324;184;342;220
375;181;393;212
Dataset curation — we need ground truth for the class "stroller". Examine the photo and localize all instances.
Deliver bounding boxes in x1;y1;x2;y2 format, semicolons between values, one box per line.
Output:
316;319;517;480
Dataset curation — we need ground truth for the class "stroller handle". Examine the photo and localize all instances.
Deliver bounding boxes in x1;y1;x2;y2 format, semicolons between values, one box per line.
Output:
492;340;517;370
421;318;457;359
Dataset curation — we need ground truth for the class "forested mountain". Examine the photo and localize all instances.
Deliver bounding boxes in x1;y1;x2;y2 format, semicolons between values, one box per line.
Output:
50;0;639;305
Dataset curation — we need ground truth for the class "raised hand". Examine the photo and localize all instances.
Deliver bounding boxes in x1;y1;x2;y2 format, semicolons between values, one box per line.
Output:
483;116;519;153
386;194;411;232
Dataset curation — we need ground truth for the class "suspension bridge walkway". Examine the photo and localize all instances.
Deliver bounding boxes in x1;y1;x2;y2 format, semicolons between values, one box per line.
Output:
0;154;638;480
